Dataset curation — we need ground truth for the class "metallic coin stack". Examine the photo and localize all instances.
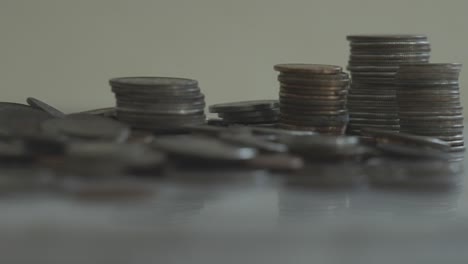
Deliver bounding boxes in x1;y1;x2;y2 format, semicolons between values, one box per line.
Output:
346;35;431;135
209;100;279;125
396;63;464;152
110;77;206;131
274;64;349;135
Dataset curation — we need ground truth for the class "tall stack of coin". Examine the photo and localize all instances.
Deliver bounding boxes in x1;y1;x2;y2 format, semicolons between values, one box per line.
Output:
110;77;205;131
209;100;279;125
274;64;350;135
346;35;431;135
396;63;464;152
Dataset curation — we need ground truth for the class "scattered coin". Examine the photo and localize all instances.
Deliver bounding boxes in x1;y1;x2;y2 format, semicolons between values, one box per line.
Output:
282;135;369;159
152;135;257;162
63;142;166;176
41;114;130;142
0;102;52;136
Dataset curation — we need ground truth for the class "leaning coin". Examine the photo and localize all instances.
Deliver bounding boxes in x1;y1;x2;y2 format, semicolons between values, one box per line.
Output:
27;97;65;118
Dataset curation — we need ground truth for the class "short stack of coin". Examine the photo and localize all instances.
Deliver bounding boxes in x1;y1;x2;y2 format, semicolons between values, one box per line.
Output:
209;100;279;125
346;35;431;135
110;77;206;131
396;63;464;152
273;64;349;135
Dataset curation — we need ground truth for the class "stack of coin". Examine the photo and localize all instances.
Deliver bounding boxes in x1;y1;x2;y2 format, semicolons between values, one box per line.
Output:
396;63;464;152
110;77;206;131
274;64;350;135
209;100;279;125
346;35;431;135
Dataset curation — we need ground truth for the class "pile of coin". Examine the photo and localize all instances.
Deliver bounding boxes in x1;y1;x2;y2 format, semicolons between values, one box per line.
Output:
396;63;464;152
209;100;279;125
274;64;350;135
346;35;431;135
110;77;206;131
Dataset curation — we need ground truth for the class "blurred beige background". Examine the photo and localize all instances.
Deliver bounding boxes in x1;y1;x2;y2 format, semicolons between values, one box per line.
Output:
0;0;467;114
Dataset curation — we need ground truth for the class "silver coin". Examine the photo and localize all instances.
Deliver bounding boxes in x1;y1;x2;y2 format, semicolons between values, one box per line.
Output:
283;135;366;159
397;89;460;96
274;64;343;75
116;92;205;102
280;92;346;101
0;102;52;136
349;112;399;119
110;76;198;88
64;142;166;176
360;127;451;151
398;115;463;121
248;126;317;137
222;116;279;124
347;35;428;42
280;106;348;116
350;53;430;60
278;72;349;81
348;58;430;66
75;107;116;118
280;86;348;96
218;109;279;118
219;133;288;153
42;114;130;142
348;94;396;101
209;100;279;113
374;144;449;160
280;97;346;106
278;123;347;135
347;65;400;72
349;118;399;125
278;77;350;86
350;71;397;77
153;135;257;161
398;63;462;73
26;97;65;118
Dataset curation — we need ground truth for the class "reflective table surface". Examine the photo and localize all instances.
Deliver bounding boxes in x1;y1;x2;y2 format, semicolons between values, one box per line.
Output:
1;156;468;264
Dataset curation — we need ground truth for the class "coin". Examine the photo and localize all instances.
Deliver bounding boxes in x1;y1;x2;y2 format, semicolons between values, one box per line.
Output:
152;135;257;162
110;76;198;89
0;102;52;136
218;110;279;119
279;124;346;134
245;154;304;171
274;64;343;75
283;135;368;159
75;107;116;118
209;100;279;113
26;97;66;118
219;133;288;153
360;128;451;151
347;34;428;42
42;114;131;142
